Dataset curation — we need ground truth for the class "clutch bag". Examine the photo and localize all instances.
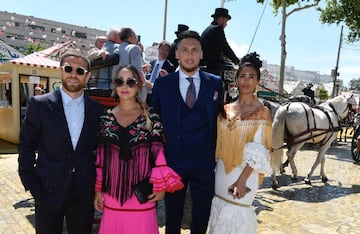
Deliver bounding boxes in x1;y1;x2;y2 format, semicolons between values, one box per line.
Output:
133;178;153;204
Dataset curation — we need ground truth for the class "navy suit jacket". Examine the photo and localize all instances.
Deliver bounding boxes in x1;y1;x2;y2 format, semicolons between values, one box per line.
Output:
147;59;175;80
18;90;104;210
151;70;224;167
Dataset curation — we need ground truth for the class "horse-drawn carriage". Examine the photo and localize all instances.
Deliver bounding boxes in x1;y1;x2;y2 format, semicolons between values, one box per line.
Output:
269;95;350;188
350;113;360;163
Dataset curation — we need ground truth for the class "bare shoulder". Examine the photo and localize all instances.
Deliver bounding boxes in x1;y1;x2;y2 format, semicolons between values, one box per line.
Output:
259;103;272;122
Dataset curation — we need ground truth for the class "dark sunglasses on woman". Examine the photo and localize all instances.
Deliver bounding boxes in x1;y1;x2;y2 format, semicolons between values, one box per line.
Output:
114;78;138;88
61;65;88;75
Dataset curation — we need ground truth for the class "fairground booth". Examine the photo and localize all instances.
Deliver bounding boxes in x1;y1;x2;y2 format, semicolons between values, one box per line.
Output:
0;53;60;144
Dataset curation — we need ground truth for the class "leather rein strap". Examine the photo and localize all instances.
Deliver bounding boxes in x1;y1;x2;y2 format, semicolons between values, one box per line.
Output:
284;102;342;148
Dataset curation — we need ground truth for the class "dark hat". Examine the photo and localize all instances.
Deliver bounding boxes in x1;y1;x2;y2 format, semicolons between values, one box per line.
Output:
211;8;231;20
174;24;189;35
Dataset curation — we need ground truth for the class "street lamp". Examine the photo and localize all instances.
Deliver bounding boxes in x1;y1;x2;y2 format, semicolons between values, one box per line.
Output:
331;25;343;97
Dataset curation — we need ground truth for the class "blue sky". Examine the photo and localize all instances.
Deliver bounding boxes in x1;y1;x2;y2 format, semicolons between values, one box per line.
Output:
3;0;360;86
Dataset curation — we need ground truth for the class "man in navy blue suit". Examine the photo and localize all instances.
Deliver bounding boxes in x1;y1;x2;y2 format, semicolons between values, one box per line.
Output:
145;40;175;104
152;30;224;234
18;49;104;234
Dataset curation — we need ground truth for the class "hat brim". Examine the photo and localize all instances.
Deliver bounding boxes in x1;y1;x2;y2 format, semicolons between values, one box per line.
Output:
211;13;231;20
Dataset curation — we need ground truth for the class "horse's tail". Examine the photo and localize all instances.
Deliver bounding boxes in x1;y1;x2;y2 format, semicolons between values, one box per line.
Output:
271;105;288;173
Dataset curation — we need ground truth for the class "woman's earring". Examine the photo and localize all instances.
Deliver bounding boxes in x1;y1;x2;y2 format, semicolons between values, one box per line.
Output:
254;85;258;97
229;81;239;99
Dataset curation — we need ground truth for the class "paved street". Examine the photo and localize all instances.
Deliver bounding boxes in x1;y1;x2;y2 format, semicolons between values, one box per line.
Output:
256;141;360;234
0;140;359;233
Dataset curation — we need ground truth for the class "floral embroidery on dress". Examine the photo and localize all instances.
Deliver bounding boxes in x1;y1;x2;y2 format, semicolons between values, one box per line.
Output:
99;109;120;140
98;108;165;146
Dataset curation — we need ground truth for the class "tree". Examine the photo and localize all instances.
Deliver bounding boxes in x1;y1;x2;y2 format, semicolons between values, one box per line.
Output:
349;78;360;91
24;42;46;55
318;87;329;101
256;0;320;97
319;0;360;41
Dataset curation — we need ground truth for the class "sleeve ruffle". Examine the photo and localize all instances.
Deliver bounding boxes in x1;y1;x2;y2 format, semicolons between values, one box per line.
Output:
149;165;184;193
241;142;273;175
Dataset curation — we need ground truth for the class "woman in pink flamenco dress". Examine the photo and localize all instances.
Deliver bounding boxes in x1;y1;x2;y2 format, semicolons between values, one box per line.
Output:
94;64;184;234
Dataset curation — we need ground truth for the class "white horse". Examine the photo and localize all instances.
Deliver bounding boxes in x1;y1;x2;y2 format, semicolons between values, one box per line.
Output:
270;95;350;188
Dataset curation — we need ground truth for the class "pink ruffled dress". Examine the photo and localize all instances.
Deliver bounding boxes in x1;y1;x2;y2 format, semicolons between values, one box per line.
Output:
95;108;183;234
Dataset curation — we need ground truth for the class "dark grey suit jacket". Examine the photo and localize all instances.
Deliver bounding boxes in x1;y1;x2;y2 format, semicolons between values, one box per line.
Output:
18;90;104;210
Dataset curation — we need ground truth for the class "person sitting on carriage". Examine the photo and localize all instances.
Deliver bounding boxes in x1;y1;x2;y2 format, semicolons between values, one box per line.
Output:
302;83;315;105
200;8;240;76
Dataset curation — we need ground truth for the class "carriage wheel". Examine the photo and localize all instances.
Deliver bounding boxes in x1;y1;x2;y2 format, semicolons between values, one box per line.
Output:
351;126;360;163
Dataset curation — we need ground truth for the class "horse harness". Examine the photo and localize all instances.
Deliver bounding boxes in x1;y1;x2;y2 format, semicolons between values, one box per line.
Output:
284;102;342;148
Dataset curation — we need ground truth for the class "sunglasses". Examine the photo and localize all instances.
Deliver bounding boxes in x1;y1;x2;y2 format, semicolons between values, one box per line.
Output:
61;65;88;76
114;78;138;88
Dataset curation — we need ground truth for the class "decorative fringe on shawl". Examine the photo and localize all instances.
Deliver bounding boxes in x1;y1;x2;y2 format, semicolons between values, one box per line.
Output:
215;115;272;175
99;142;156;206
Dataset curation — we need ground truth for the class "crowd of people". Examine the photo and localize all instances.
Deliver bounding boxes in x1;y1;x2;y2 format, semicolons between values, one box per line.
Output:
17;7;273;234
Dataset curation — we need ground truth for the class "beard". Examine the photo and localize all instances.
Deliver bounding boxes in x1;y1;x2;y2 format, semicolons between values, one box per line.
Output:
62;79;85;93
180;63;199;74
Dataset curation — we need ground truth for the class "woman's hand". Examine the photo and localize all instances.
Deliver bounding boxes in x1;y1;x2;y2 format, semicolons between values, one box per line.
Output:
94;192;104;212
228;181;251;199
228;164;253;199
148;190;166;202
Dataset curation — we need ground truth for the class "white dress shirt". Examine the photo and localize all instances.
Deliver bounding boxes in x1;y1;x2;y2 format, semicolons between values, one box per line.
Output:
178;68;201;102
150;59;166;83
60;87;85;150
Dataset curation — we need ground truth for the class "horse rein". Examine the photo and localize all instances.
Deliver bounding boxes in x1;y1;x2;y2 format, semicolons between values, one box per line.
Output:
283;102;343;148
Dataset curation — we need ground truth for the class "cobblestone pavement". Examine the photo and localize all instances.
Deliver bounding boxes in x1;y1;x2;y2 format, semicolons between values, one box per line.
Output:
1;140;359;233
256;141;360;234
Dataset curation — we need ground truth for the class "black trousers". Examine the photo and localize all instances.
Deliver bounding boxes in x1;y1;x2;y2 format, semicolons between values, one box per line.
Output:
35;175;94;234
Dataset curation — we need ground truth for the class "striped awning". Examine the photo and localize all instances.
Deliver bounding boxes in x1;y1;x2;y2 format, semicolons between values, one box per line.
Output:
37;41;79;60
10;53;59;69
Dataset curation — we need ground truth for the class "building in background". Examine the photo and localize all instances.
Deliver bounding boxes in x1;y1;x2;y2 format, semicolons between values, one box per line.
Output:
261;61;334;96
0;10;339;98
0;11;106;53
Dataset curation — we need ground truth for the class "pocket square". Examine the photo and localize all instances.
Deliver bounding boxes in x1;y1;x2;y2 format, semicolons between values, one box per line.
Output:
213;91;218;101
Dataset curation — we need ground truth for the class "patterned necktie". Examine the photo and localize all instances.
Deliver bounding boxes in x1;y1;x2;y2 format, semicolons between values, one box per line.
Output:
185;77;196;108
150;63;160;83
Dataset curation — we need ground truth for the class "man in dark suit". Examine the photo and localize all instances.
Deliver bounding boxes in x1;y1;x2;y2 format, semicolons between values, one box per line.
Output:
145;40;175;104
152;30;224;234
18;49;104;234
201;8;240;76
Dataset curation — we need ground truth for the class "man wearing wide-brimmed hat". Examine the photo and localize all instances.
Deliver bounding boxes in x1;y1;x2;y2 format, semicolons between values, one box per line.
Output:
168;24;189;67
201;7;240;76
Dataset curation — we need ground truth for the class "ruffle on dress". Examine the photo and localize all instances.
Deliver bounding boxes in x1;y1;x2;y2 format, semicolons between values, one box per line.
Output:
209;196;257;234
241;142;273;175
150;165;184;193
